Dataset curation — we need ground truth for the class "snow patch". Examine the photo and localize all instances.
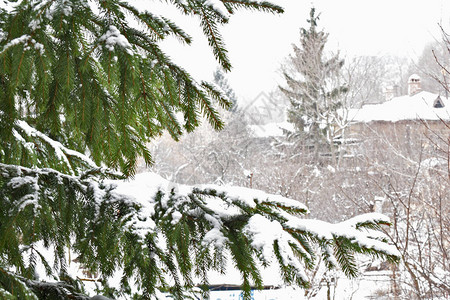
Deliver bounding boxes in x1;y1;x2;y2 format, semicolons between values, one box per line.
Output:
16;120;97;173
99;25;133;54
204;0;230;19
286;215;400;257
2;35;30;53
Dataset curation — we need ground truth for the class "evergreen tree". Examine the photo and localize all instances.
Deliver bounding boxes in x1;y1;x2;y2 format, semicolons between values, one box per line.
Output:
213;67;238;111
280;8;348;163
0;1;398;299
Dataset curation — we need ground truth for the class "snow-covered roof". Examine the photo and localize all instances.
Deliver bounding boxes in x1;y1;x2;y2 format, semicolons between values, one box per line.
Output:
348;91;450;123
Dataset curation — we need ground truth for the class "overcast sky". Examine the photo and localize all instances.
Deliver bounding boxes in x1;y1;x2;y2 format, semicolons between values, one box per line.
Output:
153;0;450;101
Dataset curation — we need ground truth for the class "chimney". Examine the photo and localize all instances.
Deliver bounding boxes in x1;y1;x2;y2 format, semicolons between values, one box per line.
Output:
384;84;400;101
408;74;421;96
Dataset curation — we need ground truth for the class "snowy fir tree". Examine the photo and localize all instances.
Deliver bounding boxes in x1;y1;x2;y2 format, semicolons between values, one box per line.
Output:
213;67;238;111
0;1;399;299
280;8;348;162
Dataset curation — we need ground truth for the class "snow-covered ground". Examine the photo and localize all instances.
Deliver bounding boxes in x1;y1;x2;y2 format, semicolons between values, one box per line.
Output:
208;272;392;300
131;270;392;300
77;271;393;300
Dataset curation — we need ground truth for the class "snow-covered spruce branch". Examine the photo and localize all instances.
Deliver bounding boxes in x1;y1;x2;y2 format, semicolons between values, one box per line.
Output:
108;173;400;296
0;162;141;299
15;121;96;168
0;0;286;177
11;120;124;179
12;120;91;173
0;266;91;300
0;167;400;299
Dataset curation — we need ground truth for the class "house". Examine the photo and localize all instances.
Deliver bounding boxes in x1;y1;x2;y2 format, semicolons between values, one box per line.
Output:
246;75;450;151
347;75;450;147
349;74;450;123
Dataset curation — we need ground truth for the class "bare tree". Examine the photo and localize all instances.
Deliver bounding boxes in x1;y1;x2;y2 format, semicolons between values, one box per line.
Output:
340;119;450;299
343;55;410;108
411;40;450;95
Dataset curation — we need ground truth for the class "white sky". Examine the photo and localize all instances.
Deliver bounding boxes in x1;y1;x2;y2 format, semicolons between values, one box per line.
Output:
152;0;450;102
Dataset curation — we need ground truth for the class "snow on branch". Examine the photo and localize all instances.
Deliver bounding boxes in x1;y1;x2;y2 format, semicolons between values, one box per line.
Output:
99;25;133;54
285;216;400;258
13;120;113;176
0;167;400;297
109;172;399;286
204;0;231;19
